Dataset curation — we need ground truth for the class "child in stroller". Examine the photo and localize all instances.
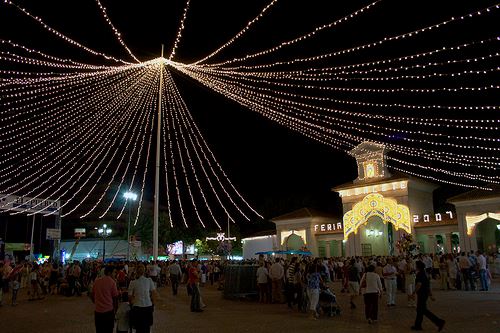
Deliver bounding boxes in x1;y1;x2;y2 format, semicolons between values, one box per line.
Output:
317;285;341;317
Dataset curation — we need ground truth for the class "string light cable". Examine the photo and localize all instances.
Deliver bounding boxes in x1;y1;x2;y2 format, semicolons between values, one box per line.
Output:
166;69;263;219
204;3;500;70
3;0;132;64
192;0;280;65
168;0;191;61
4;66;157;215
166;68;255;225
197;0;383;67
94;0;140;62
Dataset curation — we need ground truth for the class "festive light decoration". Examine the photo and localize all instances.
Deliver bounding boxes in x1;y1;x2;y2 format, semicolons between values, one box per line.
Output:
94;0;140;62
1;0;499;229
206;232;236;242
343;193;412;240
4;0;132;64
169;0;191;61
198;0;383;67
203;2;500;69
171;65;500;181
192;0;280;65
162;67;262;228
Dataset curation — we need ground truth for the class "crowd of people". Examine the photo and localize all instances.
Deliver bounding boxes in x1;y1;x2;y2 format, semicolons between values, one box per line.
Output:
0;258;228;332
252;250;497;330
0;249;497;332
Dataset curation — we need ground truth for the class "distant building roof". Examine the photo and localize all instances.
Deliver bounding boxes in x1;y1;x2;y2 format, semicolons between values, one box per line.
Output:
242;230;276;239
271;207;337;222
447;184;500;203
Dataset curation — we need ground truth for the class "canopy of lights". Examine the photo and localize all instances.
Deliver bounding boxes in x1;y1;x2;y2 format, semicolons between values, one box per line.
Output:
1;0;499;229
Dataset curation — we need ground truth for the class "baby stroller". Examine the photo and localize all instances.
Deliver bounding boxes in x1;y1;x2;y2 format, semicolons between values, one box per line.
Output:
318;286;341;317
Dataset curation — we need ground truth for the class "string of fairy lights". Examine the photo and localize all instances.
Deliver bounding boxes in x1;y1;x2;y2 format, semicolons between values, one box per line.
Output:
0;0;499;229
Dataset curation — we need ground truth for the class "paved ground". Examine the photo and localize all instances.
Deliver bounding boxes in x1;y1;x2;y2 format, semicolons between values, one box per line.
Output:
1;279;499;333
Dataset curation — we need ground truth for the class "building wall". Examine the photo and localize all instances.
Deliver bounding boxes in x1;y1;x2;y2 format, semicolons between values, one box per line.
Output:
242;235;277;260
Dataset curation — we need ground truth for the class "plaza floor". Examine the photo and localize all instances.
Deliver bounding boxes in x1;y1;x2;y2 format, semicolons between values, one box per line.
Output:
1;279;499;333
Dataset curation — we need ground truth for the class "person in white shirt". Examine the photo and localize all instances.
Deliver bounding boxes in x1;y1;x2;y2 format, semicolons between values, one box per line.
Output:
477;251;488;291
256;262;269;303
269;258;284;303
168;261;182;295
360;265;383;324
383;259;397;306
128;264;158;333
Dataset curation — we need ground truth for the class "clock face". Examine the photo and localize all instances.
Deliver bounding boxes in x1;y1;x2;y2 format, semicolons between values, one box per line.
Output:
365;163;376;178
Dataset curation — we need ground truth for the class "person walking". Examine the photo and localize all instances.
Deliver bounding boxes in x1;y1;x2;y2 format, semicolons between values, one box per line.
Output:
168;260;182;296
347;259;360;309
128;264;158;333
306;263;322;320
410;261;445;331
90;265;119;333
383;259;397;306
285;257;297;308
188;260;202;312
269;258;284;304
360;265;383;324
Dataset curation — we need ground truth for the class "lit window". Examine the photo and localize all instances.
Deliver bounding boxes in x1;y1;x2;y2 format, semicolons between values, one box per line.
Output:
365;163;376;178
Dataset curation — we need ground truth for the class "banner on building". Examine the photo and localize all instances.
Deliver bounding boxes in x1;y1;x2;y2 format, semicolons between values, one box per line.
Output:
0;194;60;215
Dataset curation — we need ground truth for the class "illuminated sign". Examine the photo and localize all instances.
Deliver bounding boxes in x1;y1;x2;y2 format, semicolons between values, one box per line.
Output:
413;211;454;223
206;233;236;242
314;223;343;233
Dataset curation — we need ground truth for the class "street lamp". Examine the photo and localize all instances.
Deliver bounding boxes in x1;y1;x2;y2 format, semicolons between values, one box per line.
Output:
98;224;112;262
123;191;137;261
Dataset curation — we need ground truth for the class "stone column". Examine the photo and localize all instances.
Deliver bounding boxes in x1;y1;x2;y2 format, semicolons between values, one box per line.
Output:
337;240;343;257
427;234;436;254
324;241;331;258
456;211;468;252
445;233;453;254
346;235;356;257
354;232;362;256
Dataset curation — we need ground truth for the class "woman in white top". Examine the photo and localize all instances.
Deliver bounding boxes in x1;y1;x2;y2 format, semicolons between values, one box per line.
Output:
128;264;159;333
360;264;383;324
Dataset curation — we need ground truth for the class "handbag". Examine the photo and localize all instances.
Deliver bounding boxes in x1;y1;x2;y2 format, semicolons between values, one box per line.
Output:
360;273;367;294
360;274;367;288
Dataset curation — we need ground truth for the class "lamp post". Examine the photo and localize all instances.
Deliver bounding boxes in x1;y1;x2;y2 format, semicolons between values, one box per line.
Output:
123;191;137;261
98;224;112;262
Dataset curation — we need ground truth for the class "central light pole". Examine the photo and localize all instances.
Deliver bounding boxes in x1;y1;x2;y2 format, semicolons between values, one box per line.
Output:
124;191;137;261
98;224;112;262
153;45;164;262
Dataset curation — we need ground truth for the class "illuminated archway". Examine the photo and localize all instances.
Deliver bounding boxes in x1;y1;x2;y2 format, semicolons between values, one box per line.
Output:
343;193;411;240
465;212;500;235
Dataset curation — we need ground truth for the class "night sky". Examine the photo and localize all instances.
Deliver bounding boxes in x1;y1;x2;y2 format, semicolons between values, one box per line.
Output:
1;0;499;246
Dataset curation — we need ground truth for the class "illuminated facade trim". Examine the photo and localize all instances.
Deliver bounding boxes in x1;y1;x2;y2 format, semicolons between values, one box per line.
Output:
465;212;500;235
338;180;407;197
280;229;307;245
343;193;411;240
